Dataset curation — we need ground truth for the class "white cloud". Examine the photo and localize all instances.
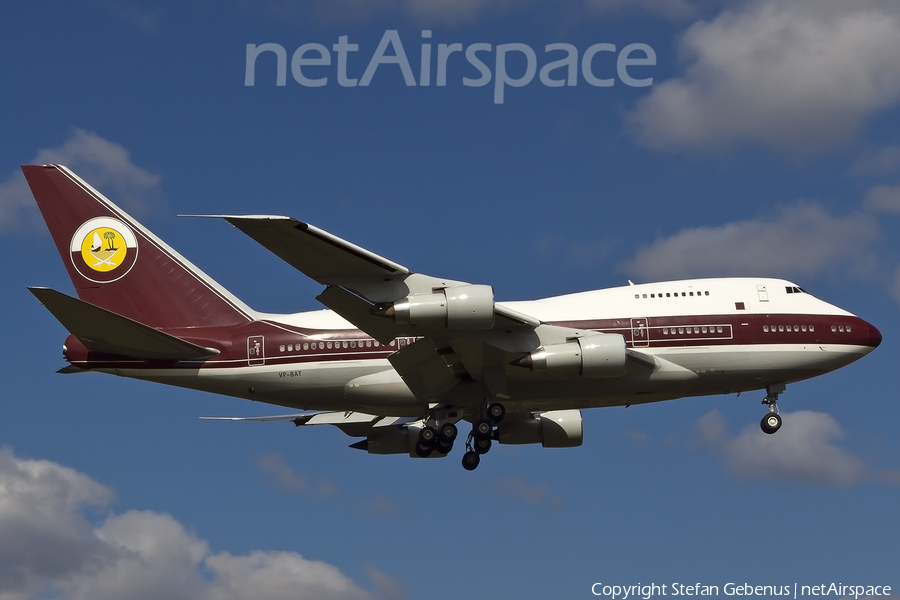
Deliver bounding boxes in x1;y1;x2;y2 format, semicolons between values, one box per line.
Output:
256;453;339;498
204;551;374;600
33;127;162;216
485;476;563;509
262;0;697;25
889;265;900;306
620;201;880;281
0;128;162;232
0;172;38;233
0;447;115;598
585;0;698;20
863;184;900;213
0;447;396;600
850;145;900;176
627;0;900;153
696;410;867;487
360;492;398;515
99;0;166;34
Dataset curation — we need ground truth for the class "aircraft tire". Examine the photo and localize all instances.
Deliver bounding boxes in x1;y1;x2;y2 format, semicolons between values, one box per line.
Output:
437;439;453;454
462;451;480;471
439;423;458;442
488;403;506;423
474;419;493;440
760;413;782;435
418;426;437;446
415;442;433;457
475;437;492;455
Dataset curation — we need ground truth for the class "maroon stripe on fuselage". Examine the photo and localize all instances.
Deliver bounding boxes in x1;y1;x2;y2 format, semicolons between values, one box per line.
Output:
63;312;881;370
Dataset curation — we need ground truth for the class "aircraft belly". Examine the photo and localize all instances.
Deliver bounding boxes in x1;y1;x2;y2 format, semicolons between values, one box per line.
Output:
501;344;872;411
114;360;420;413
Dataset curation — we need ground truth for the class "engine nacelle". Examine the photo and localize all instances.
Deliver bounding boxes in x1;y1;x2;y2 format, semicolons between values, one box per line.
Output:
390;284;494;330
352;423;445;458
497;410;583;448
518;333;627;378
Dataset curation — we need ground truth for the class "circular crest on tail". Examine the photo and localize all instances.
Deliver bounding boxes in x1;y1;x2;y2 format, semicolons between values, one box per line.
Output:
69;217;138;283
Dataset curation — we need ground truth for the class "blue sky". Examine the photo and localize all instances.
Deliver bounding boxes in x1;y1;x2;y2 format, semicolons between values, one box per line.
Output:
1;1;898;598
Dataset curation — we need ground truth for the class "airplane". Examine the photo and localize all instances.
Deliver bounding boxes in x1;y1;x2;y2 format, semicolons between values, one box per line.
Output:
23;164;882;471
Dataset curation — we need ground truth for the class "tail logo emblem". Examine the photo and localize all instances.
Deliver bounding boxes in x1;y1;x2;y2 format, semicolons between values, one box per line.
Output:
70;217;138;283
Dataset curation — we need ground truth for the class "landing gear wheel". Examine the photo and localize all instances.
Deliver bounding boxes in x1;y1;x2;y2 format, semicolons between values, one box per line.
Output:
474;419;493;440
760;413;782;434
437;439;454;454
418;426;437;446
487;403;506;423
462;451;480;471
415;442;433;457
475;437;492;455
439;423;458;443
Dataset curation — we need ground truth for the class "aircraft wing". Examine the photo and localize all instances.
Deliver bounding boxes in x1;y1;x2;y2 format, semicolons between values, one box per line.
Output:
201;411;419;438
208;214;631;401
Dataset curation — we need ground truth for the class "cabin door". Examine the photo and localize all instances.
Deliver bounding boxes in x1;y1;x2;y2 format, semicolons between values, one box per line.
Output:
630;318;649;347
247;335;265;365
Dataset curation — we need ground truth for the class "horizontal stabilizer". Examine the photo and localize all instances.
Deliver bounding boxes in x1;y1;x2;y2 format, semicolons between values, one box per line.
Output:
28;287;219;361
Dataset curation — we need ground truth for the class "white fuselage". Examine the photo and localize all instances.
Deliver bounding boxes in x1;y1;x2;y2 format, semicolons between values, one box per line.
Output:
107;277;879;416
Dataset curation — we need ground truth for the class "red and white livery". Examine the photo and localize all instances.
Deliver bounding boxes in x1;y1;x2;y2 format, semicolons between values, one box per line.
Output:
24;165;881;470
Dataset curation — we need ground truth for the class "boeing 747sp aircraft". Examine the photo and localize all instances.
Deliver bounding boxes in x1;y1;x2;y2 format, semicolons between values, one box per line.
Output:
24;164;882;470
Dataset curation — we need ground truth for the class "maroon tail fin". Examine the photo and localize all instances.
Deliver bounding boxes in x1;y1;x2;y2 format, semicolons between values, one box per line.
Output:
23;164;254;329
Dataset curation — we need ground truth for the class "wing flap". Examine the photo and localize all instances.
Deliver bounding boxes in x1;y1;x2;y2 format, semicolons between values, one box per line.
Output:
387;338;460;399
314;285;400;345
29;287;218;361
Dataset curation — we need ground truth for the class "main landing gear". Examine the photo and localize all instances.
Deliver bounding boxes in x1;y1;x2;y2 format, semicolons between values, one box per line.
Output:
415;421;458;457
759;383;785;435
462;402;505;471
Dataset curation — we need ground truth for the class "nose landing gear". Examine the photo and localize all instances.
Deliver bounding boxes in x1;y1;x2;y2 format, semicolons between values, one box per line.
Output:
760;383;785;435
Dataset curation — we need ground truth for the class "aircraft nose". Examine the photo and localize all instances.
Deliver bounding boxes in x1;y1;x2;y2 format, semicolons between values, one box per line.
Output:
864;320;882;349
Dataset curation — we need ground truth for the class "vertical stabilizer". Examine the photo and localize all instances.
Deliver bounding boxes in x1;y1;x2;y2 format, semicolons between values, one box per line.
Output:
23;164;255;329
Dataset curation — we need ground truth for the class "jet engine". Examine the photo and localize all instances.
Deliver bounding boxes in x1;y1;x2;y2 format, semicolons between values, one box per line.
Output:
513;333;627;378
381;284;495;330
496;410;583;448
350;422;447;458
